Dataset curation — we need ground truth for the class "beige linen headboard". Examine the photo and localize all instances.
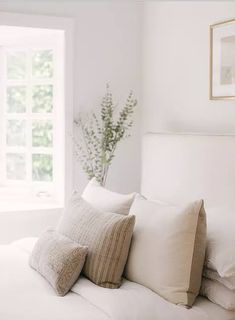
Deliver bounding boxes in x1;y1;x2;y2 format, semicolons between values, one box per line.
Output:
141;133;235;208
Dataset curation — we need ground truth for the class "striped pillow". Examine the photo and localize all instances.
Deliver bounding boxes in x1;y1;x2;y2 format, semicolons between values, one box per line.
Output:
57;195;135;288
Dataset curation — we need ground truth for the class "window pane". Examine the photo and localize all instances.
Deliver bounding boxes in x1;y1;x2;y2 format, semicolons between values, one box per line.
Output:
32;50;53;79
32;85;53;113
32;154;53;181
6;153;26;180
7;52;27;80
32;120;53;147
7;86;26;113
7;120;26;146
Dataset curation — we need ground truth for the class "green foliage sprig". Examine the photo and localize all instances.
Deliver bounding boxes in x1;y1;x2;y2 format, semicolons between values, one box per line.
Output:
74;85;137;186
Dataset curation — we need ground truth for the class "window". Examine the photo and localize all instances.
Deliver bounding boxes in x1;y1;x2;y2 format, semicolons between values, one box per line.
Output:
3;49;54;182
0;26;66;208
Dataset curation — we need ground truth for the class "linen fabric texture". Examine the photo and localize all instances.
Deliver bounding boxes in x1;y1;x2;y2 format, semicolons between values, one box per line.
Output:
203;268;235;290
200;277;235;310
29;229;88;296
57;195;135;288
125;195;207;307
204;208;235;290
82;177;136;215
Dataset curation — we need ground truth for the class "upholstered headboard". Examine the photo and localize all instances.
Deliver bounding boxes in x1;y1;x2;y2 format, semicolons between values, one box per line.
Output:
141;133;235;208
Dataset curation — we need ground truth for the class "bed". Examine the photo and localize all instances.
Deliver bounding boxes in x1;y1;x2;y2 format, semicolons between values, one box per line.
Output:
1;133;235;320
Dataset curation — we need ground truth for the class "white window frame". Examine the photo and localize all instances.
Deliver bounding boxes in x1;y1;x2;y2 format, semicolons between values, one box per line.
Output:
1;45;55;186
0;12;74;209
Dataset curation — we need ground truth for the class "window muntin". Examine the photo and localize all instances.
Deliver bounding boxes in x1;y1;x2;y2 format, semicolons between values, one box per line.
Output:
0;29;65;207
2;48;55;186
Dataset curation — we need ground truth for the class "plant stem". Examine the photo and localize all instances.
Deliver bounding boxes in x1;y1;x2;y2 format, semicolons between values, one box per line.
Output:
80;120;94;175
102;164;110;186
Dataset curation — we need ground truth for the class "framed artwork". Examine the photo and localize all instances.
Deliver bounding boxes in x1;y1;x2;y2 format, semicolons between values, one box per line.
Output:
210;19;235;100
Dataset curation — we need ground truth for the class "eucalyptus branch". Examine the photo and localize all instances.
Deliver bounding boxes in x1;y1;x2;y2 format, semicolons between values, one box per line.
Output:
73;85;137;186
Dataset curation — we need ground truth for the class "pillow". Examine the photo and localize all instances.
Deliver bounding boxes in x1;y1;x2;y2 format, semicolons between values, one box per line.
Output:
29;229;88;296
200;277;235;310
82;177;136;215
205;208;235;283
125;195;207;307
57;195;135;288
203;268;235;290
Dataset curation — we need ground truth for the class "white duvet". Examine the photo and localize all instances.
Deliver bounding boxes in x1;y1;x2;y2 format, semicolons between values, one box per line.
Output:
0;238;235;320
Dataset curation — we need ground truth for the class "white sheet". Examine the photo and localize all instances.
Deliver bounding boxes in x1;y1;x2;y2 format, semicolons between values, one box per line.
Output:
73;278;235;320
1;238;235;320
0;239;109;320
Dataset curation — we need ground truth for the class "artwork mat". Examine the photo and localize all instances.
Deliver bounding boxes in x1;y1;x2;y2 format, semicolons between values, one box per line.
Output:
210;19;235;100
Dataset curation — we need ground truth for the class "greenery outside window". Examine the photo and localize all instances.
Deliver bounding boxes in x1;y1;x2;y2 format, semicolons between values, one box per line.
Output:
0;26;65;207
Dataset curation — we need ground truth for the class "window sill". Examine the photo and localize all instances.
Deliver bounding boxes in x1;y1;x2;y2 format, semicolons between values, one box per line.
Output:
0;200;63;213
0;186;64;212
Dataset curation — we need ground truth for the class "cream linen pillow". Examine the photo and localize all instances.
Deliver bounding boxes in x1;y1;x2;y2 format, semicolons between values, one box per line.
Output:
125;196;207;307
82;177;136;215
29;229;88;296
57;195;135;288
203;268;235;290
200;277;235;310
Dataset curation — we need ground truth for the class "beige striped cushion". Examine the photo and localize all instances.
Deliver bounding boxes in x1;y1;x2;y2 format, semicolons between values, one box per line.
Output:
29;229;88;296
57;195;135;288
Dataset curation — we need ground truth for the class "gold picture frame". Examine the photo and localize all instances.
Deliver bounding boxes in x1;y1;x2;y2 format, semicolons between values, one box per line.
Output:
210;19;235;100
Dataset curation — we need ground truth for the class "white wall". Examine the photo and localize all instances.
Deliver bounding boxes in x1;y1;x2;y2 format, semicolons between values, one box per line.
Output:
0;208;63;244
143;1;235;134
0;0;142;194
2;0;235;243
0;1;142;243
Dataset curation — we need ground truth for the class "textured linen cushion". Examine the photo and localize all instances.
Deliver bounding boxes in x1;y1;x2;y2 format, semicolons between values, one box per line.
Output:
29;229;88;296
125;195;207;307
200;277;235;310
205;208;235;287
57;195;135;288
82;177;136;215
203;268;235;290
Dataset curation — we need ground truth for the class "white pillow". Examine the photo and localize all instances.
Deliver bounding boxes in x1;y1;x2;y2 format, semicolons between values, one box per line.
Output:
125;195;207;307
200;277;235;310
203;268;235;290
82;178;136;215
205;208;235;282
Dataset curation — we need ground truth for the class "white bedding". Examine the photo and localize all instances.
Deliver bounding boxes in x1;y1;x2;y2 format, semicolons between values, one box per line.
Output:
1;238;235;320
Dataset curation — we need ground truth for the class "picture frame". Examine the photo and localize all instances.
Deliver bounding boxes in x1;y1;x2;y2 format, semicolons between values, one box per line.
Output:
210;19;235;100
